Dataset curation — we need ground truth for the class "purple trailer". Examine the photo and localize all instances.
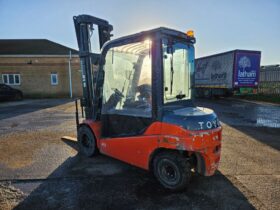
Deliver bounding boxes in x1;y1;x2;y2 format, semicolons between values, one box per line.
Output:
195;50;261;97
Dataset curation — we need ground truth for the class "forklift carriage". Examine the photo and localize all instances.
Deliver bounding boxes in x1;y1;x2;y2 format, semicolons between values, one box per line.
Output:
73;15;222;191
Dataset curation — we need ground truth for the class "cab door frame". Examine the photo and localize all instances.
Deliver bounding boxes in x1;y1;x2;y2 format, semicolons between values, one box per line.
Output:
97;32;163;138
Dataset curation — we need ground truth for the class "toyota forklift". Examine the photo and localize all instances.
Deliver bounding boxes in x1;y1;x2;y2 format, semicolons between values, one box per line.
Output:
73;14;222;191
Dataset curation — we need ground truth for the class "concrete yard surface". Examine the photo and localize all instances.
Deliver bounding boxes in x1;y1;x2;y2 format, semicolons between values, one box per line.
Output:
0;98;279;210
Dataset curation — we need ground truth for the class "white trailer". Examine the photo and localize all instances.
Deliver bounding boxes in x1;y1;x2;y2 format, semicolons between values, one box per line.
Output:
195;50;261;97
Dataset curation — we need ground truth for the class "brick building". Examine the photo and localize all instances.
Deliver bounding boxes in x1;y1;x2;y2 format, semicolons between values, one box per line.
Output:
0;39;82;98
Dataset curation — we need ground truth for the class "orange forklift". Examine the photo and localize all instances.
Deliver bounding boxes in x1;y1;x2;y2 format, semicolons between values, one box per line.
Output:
73;15;222;191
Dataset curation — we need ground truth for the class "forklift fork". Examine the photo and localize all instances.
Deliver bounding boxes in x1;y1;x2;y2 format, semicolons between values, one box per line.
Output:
75;98;85;131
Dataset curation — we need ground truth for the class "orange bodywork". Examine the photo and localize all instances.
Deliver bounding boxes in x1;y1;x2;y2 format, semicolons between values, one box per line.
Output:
85;120;222;176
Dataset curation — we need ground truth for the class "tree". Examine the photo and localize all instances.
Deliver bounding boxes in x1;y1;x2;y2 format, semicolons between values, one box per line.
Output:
238;56;251;71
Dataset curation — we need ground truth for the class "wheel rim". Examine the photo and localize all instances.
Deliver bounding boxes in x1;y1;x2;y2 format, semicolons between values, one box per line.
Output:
81;134;92;148
158;159;180;185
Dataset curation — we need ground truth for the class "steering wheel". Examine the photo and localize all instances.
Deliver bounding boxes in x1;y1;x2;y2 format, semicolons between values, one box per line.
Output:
135;84;151;109
135;102;151;109
113;88;124;98
103;88;124;111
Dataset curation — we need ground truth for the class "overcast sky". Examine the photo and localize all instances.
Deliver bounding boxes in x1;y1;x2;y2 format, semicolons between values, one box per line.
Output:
0;0;279;65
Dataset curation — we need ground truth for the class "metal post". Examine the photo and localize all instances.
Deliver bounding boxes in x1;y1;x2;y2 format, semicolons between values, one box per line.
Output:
68;50;73;98
75;99;79;131
80;98;84;118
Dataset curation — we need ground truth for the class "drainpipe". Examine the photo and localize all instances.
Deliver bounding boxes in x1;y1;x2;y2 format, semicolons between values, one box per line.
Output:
68;50;73;98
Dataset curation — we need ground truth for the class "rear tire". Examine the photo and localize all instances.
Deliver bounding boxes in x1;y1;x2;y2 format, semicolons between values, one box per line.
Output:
153;151;191;191
77;125;98;157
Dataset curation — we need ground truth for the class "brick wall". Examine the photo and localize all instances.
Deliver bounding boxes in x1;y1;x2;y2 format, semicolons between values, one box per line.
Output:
0;56;83;98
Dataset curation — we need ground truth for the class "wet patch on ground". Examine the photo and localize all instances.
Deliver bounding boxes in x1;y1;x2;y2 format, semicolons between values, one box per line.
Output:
196;98;280;128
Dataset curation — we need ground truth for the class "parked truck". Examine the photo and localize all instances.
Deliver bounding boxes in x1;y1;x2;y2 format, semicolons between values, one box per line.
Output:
195;50;261;97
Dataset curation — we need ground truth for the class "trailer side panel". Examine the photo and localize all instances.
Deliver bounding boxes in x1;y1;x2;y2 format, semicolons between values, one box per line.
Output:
195;52;234;89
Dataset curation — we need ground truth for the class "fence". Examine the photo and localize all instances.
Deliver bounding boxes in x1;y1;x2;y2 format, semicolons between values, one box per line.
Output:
258;81;280;95
258;65;280;95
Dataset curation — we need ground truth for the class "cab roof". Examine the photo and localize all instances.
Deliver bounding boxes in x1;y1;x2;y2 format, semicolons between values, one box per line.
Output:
102;27;196;50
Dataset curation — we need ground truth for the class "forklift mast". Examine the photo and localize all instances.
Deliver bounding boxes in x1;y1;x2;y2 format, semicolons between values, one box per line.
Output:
73;15;113;119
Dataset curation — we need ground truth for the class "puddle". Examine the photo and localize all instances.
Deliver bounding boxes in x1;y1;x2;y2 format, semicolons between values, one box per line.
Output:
255;106;280;128
196;99;280;129
256;118;280;128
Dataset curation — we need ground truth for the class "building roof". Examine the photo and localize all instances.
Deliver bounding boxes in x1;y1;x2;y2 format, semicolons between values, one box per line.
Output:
0;39;78;55
261;64;280;71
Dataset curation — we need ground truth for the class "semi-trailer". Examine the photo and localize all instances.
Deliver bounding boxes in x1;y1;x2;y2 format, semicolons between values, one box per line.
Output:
195;50;261;97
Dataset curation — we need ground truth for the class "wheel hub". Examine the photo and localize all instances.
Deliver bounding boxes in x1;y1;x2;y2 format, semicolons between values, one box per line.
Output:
82;135;91;148
158;160;179;184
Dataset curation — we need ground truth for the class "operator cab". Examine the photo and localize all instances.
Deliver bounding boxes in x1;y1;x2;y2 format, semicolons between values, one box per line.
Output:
95;28;198;137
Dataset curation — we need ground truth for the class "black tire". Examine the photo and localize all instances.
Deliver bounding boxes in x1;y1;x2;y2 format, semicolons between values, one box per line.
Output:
225;90;233;97
153;151;191;191
203;89;212;99
195;89;204;98
213;95;220;99
77;125;98;157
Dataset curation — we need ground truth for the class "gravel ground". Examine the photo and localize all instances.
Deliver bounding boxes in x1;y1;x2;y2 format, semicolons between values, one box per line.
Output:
0;98;279;210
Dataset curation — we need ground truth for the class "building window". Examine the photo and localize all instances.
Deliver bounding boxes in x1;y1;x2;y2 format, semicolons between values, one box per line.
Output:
51;73;58;85
2;74;21;85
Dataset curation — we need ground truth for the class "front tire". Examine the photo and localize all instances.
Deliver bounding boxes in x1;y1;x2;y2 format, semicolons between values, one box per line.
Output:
77;125;98;157
153;151;191;191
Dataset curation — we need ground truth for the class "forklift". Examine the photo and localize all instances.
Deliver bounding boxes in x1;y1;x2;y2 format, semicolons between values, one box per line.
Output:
73;14;222;191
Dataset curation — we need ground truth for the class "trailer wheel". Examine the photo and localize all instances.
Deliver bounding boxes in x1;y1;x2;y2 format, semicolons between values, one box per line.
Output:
195;89;204;98
78;125;97;157
203;89;212;98
153;151;191;191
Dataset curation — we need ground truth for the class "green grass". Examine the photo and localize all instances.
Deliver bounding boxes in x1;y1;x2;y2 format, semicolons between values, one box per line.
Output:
234;94;280;104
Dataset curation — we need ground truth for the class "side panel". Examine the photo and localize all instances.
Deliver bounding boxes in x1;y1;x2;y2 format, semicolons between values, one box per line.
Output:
233;51;261;87
99;122;162;169
99;136;159;169
195;52;234;88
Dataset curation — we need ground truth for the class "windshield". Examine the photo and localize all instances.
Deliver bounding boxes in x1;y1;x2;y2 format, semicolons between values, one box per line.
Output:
162;39;194;104
101;40;152;118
